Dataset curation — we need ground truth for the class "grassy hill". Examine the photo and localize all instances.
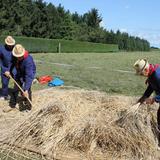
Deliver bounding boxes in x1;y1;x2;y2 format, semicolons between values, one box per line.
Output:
0;36;118;53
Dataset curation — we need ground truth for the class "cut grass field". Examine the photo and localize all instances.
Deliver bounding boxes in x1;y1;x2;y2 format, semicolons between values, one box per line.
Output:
32;51;160;96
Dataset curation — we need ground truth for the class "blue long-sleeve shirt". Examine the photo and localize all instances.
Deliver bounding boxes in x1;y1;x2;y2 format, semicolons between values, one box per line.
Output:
142;66;160;103
14;52;36;91
0;45;13;73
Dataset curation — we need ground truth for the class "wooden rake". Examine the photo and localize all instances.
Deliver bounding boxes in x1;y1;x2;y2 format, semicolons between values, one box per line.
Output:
9;75;33;107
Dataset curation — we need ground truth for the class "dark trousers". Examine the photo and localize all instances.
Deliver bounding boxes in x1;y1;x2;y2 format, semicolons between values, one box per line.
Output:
1;73;9;97
11;79;32;110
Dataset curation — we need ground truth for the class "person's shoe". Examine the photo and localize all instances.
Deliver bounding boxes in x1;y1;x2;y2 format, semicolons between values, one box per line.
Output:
0;95;11;101
21;109;31;113
4;95;11;101
0;96;5;100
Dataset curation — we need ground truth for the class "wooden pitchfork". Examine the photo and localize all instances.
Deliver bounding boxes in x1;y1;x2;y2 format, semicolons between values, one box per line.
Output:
9;75;33;107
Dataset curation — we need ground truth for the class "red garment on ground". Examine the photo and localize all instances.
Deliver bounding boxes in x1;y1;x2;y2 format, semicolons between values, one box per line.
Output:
38;75;52;84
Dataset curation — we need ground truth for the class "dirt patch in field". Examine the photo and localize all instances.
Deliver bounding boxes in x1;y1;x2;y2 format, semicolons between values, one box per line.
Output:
0;88;159;160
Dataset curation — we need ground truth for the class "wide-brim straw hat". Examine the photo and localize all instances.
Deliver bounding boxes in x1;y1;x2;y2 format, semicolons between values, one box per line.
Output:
5;36;15;46
12;44;25;57
133;59;149;74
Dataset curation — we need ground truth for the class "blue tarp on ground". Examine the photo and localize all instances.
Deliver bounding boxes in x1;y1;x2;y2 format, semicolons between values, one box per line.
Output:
48;77;64;87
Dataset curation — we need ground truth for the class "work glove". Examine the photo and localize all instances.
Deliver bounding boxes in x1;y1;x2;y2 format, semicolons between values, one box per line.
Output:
137;96;146;104
145;97;155;105
23;90;29;99
4;71;10;78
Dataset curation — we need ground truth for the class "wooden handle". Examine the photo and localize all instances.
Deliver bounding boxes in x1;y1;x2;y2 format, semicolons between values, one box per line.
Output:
9;75;33;107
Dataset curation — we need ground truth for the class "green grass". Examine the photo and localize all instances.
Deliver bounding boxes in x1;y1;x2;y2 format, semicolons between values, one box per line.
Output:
0;36;118;53
32;50;160;96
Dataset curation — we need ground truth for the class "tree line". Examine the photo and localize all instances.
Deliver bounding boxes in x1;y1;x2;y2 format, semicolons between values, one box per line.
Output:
0;0;150;51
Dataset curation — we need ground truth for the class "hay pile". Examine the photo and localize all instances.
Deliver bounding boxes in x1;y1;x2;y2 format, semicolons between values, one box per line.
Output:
0;88;159;160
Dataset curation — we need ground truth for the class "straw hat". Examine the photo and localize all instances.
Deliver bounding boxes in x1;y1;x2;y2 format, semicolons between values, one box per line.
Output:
133;59;149;74
12;44;25;57
5;36;15;46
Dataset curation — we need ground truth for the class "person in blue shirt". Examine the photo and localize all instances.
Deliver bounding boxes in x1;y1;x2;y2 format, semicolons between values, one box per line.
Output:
0;36;15;100
9;44;36;111
133;59;160;148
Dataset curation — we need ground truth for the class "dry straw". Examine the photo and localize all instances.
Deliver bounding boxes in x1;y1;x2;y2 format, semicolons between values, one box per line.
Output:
0;89;159;159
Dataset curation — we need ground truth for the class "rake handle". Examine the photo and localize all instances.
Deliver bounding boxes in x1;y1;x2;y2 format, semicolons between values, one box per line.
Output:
9;75;33;107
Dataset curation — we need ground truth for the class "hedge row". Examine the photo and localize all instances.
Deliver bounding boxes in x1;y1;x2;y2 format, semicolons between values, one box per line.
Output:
0;36;119;53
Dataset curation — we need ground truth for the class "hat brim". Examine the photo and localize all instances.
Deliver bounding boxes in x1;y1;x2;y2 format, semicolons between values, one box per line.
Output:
136;64;149;75
12;49;25;57
5;39;15;46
